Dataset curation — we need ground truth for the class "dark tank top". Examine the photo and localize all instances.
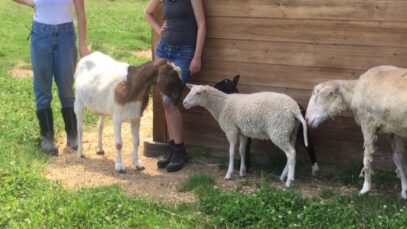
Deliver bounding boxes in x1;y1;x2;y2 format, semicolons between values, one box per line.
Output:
161;0;197;46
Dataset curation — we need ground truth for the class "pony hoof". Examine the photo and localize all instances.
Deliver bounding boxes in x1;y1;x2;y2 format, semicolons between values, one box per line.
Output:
96;150;105;155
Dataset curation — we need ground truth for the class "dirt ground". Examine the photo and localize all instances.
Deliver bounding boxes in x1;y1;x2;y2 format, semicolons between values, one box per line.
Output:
42;103;231;203
42;101;371;203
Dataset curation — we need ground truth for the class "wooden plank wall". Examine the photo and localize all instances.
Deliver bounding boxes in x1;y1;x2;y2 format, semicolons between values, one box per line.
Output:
153;0;407;169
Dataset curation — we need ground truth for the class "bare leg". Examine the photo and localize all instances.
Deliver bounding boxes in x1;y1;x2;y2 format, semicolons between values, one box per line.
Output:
113;117;125;173
96;116;105;155
131;118;144;170
239;135;248;177
163;99;183;144
390;135;407;199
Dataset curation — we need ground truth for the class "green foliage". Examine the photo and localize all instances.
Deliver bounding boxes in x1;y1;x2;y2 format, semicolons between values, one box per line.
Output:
198;185;407;229
177;173;215;192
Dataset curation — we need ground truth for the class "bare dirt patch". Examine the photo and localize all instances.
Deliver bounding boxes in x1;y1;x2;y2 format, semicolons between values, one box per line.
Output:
43;103;238;203
42;103;399;203
132;49;152;58
10;61;32;79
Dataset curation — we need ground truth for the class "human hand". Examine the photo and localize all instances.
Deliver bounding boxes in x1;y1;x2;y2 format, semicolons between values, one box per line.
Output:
159;20;167;35
189;56;201;75
30;1;36;11
79;44;91;57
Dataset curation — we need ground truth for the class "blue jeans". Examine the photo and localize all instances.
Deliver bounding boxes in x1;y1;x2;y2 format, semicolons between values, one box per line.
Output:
30;21;77;110
155;39;195;85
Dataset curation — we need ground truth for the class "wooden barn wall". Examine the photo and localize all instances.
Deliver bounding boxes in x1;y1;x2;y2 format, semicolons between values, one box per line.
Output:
152;0;407;169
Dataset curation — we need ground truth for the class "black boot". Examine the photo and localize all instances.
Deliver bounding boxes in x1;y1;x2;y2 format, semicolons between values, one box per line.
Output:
157;140;174;169
36;108;58;156
61;107;78;151
166;142;187;172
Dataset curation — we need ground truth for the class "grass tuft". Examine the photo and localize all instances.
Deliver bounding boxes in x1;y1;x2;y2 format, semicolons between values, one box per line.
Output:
177;173;216;192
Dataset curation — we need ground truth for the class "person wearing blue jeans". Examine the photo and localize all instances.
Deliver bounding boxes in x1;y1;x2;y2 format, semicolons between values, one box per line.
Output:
145;0;206;172
13;0;90;155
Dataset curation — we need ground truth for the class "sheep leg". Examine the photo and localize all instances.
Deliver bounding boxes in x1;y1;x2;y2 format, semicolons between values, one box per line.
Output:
74;101;84;159
225;132;238;180
96;116;105;155
284;146;296;188
281;127;299;182
131;118;144;170
275;140;296;187
280;163;288;182
359;125;377;195
239;135;248;177
113;117;125;173
390;135;407;199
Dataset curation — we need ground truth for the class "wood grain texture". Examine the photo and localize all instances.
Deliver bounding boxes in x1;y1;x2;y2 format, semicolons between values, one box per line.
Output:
203;39;407;70
207;17;407;47
151;0;405;168
205;0;407;22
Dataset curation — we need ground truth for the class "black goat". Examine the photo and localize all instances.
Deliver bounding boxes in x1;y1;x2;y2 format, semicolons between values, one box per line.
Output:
214;75;319;175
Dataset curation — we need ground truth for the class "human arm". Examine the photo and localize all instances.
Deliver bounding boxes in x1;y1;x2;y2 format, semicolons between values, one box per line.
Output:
12;0;35;9
74;0;90;57
189;0;206;75
144;0;167;35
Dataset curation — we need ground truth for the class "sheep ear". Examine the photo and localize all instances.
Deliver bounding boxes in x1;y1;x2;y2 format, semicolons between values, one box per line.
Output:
232;74;240;86
319;86;336;97
186;83;194;89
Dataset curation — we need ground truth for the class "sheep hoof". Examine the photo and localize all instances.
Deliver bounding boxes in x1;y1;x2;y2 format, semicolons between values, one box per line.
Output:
359;184;371;195
96;150;105;155
401;190;407;199
239;170;246;177
77;153;84;159
285;180;292;188
224;175;232;180
311;163;320;176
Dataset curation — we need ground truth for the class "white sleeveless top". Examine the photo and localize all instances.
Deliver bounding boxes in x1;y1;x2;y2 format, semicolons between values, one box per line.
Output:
33;0;74;25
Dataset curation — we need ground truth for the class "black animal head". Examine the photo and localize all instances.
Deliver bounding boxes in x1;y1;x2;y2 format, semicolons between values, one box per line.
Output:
213;74;240;94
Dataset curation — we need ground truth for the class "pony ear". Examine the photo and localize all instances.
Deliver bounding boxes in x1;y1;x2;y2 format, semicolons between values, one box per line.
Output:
232;74;240;86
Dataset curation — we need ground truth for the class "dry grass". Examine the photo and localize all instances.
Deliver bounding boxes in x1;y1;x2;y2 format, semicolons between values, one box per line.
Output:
132;49;152;58
10;61;32;79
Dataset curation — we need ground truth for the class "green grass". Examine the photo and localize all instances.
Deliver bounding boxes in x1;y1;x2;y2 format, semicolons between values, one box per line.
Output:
2;0;407;228
177;173;215;192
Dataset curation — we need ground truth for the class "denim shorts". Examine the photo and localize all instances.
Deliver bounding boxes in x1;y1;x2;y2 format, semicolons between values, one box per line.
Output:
30;21;77;110
155;39;195;85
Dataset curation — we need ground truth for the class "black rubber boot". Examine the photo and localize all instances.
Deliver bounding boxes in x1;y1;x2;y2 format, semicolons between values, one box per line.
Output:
36;108;58;156
166;142;187;172
157;140;175;169
61;107;78;151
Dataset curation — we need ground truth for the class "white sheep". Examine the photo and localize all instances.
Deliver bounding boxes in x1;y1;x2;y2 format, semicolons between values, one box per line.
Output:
183;84;308;187
305;65;407;199
74;51;183;172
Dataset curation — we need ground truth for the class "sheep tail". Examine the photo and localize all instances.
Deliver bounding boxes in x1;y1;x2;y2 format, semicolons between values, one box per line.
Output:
295;112;308;147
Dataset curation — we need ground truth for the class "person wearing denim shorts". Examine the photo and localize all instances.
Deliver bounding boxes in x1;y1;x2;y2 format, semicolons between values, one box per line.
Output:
145;0;206;172
13;0;90;155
